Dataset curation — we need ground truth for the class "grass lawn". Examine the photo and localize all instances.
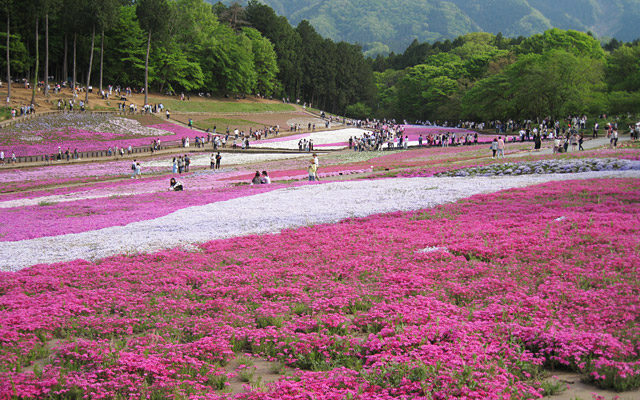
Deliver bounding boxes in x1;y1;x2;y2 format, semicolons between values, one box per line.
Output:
0;107;12;122
149;98;296;113
89;103;119;112
199;117;263;131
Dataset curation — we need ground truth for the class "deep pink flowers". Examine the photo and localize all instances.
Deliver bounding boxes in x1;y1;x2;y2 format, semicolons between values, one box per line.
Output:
0;178;639;399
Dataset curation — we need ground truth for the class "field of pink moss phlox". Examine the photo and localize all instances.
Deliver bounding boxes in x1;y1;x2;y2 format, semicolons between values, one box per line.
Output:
0;179;638;399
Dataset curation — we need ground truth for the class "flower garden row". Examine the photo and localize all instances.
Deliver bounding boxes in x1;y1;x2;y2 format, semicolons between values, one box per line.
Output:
2;143;640;243
0;178;639;399
0;112;487;157
0;114;209;156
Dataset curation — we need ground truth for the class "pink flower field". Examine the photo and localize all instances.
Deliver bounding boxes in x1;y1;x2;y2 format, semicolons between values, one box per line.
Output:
0;118;202;156
1;179;639;399
2;118;640;399
0;183;285;241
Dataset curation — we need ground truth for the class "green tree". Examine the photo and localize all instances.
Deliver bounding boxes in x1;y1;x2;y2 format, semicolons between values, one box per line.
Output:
518;28;605;59
606;44;640;92
243;27;279;96
103;5;146;87
41;0;61;97
373;69;404;118
345;102;372;119
1;0;13;101
245;0;301;97
153;44;204;93
295;20;324;106
395;60;464;121
462;73;513;120
496;50;604;120
30;6;39;105
96;0;119;94
136;0;170;104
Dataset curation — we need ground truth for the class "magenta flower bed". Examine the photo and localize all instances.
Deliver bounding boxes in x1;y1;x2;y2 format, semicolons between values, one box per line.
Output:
0;184;284;241
1;179;639;399
0;123;200;157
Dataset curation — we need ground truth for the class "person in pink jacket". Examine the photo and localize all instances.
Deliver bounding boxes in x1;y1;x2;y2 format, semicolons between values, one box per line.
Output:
497;137;505;159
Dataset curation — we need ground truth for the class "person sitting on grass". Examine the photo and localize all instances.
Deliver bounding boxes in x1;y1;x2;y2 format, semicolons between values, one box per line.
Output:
261;171;271;184
169;177;183;191
251;171;262;185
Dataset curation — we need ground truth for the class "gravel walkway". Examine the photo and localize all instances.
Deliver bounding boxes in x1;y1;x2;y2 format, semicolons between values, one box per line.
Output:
2;171;639;271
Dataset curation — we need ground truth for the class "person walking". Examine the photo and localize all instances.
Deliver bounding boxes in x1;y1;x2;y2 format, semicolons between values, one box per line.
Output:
177;156;184;174
312;153;320;181
490;138;498;158
308;160;317;181
131;159;138;178
135;162;142;179
215;152;222;169
172;157;178;174
578;135;584;151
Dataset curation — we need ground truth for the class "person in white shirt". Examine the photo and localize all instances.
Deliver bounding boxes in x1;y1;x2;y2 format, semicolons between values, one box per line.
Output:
169;177;183;191
261;171;271;184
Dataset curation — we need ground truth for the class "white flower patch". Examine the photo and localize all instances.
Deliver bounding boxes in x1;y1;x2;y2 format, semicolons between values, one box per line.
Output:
18;135;44;142
2;170;640;271
417;246;450;254
95;117;170;137
253;128;368;149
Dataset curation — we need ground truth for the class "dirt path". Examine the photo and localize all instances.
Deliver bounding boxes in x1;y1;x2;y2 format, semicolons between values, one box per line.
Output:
548;372;640;400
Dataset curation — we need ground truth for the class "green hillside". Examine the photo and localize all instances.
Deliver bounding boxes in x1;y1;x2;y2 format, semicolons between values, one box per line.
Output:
217;0;640;53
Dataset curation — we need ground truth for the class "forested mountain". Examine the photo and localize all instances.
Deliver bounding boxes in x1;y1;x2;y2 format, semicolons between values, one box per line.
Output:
217;0;640;54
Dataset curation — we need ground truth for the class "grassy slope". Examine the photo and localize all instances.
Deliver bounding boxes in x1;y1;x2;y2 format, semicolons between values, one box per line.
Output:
148;98;296;114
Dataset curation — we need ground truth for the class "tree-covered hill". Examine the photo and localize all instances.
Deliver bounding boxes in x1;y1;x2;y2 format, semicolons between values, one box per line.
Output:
217;0;640;53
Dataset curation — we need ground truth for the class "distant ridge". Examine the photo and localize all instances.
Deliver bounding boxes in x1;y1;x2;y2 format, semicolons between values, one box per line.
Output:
215;0;640;53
